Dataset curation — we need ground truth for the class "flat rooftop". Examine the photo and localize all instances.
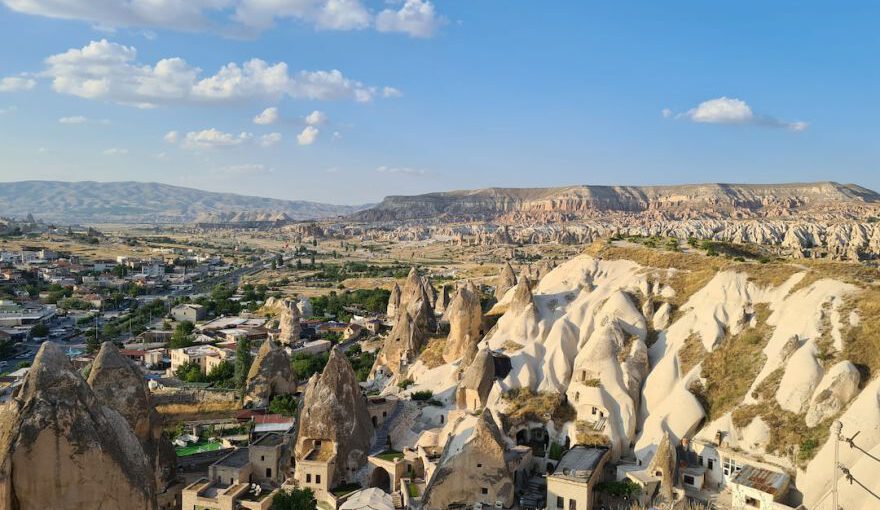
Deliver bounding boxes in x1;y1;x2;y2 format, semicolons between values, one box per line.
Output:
551;445;609;482
253;433;285;447
214;447;250;469
731;465;789;495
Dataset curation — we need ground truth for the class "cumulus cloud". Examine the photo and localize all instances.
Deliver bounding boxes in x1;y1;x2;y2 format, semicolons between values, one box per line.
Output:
297;125;320;145
58;115;110;125
382;86;402;98
253;106;278;125
165;128;253;150
102;147;128;156
376;165;427;176
304;110;327;125
39;39;393;108
668;97;808;131
376;0;443;38
257;132;282;147
0;76;36;92
2;0;443;37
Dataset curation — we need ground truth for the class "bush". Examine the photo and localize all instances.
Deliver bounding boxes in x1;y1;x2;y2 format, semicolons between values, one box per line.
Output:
411;390;433;401
398;378;415;389
269;394;298;417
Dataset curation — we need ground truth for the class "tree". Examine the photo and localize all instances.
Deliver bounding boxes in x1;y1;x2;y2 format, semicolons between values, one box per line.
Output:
269;394;298;417
30;323;49;338
170;320;195;348
174;361;206;383
234;338;253;391
271;487;316;510
207;360;235;387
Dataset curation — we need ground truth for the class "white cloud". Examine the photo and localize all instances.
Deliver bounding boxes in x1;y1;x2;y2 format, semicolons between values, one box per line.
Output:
166;128;280;149
253;106;279;125
297;125;320;145
39;39;391;108
376;0;443;38
661;108;673;119
672;97;808;131
0;106;17;115
164;130;180;144
233;0;370;31
165;128;253;149
376;165;427;176
0;76;36;92
258;132;282;147
58;115;110;125
3;0;444;37
102;147;128;156
382;86;402;98
304;110;327;125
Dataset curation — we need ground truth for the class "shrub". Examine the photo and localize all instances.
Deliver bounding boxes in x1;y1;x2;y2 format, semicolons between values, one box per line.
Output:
411;390;433;401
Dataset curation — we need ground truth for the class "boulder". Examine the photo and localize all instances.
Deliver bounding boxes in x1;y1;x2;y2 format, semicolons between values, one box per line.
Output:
243;340;296;408
87;342;176;491
0;342;157;510
443;282;483;363
295;348;373;487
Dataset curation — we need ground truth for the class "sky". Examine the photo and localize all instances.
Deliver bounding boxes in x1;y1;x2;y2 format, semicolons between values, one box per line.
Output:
0;1;878;205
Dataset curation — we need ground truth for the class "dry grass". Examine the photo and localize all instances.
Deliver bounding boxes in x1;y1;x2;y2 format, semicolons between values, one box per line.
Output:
574;421;610;446
678;333;707;375
690;305;772;421
418;338;447;369
751;367;784;402
840;288;880;382
502;339;524;352
501;388;575;427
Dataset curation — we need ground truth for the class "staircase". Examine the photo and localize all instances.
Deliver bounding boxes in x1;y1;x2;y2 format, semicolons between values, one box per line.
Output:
593;415;606;431
391;491;404;509
370;400;403;455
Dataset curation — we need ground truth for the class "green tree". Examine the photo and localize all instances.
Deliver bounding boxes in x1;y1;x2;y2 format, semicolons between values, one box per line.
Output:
271;487;316;510
170;320;195;348
207;360;235;387
234;337;254;390
269;394;298;416
174;361;206;383
30;323;49;338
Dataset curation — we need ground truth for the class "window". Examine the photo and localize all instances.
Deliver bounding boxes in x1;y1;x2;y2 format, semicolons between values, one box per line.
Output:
481;488;488;495
306;474;312;483
477;463;482;468
684;474;695;486
745;496;760;508
266;468;272;478
569;499;577;510
316;475;321;484
261;455;265;461
592;407;597;415
575;392;579;402
698;455;703;466
707;459;715;470
722;458;742;478
556;496;564;508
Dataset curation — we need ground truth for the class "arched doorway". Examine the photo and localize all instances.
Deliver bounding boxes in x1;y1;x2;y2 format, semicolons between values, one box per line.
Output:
369;467;392;493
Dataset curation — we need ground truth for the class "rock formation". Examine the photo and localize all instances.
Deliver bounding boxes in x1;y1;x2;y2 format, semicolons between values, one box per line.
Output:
244;340;296;408
0;342;157;509
434;284;451;315
456;348;496;410
421;411;514;509
295;348;373;487
443;282;483;363
398;268;436;332
495;261;517;299
647;431;677;507
375;311;426;376
509;270;535;315
805;360;860;427
87;342;176;492
387;283;401;318
278;298;302;345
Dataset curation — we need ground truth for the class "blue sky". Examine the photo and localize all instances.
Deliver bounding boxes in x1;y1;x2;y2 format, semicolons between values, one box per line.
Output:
0;1;878;204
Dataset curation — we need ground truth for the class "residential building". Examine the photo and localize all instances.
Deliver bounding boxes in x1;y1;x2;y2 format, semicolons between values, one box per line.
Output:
170;344;234;374
546;446;610;510
171;303;206;323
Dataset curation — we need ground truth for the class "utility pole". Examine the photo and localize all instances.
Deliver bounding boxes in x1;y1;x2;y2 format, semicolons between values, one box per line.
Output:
832;420;843;510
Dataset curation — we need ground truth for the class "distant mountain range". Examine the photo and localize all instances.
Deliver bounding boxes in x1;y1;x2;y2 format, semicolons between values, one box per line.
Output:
0;181;370;224
353;182;880;222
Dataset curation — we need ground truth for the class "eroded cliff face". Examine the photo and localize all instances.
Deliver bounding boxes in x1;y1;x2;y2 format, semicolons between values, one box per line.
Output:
383;248;880;510
295;349;373;486
354;182;879;222
87;342;176;492
443;282;483;363
0;342;157;510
